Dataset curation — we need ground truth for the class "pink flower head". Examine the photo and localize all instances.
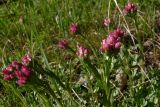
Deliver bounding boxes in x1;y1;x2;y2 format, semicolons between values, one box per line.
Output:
15;70;29;86
12;61;18;67
22;54;32;66
100;28;124;53
103;18;111;27
4;75;12;81
2;64;16;81
9;73;16;79
2;69;11;75
107;36;116;46
100;40;108;53
21;65;31;77
124;2;137;14
4;73;15;81
76;46;90;58
70;23;78;33
115;28;125;37
2;53;32;85
12;60;22;70
101;39;110;49
110;28;124;38
6;64;13;72
15;71;24;79
109;31;116;37
57;40;68;49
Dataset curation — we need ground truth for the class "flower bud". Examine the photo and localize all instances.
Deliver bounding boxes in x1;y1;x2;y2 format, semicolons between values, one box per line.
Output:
115;42;121;49
22;54;32;66
124;2;137;14
57;40;68;49
76;46;90;58
2;69;10;75
21;65;31;77
70;23;78;33
103;18;111;27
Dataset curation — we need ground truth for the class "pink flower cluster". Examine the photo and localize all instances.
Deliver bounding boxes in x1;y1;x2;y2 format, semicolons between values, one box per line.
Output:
2;54;32;86
103;18;111;27
70;23;78;33
100;28;124;53
57;40;68;49
124;2;137;14
76;46;90;58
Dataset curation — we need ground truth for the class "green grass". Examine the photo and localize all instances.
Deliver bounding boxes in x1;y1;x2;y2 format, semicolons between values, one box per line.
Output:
0;0;160;107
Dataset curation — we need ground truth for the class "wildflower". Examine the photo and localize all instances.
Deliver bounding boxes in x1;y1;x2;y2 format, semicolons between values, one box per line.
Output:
124;2;137;14
2;54;32;86
103;18;111;27
100;28;124;53
57;40;68;49
76;46;90;58
69;23;78;33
